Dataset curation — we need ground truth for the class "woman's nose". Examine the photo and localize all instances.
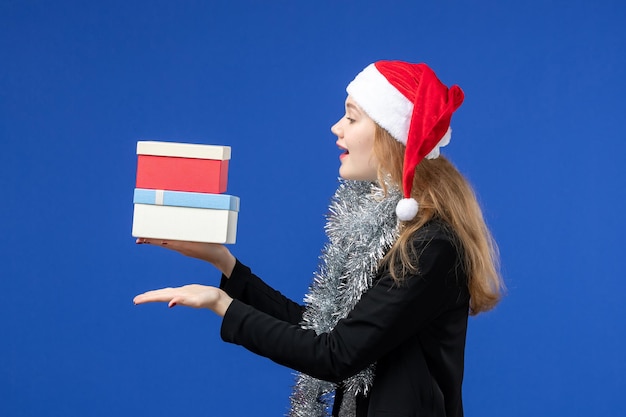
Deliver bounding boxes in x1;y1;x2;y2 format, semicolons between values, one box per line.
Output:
331;119;342;137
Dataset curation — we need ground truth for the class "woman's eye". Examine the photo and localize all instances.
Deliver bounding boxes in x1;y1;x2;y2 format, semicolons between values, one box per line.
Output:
345;116;355;123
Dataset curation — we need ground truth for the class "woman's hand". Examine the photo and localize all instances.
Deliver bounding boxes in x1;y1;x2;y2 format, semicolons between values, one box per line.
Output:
133;284;233;317
136;238;236;277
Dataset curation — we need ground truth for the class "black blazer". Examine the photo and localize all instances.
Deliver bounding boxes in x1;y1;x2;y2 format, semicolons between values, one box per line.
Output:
220;221;470;417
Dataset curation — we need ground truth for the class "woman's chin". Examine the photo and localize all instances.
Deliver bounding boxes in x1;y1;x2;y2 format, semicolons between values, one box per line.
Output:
339;168;376;182
338;166;353;180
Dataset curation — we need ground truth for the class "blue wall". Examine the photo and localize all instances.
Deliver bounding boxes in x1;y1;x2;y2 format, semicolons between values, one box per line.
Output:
2;1;625;415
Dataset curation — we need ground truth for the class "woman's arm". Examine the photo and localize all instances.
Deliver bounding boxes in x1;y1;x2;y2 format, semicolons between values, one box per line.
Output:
220;238;466;382
219;259;305;325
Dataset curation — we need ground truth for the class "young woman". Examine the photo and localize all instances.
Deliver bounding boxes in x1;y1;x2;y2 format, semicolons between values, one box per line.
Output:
134;60;503;417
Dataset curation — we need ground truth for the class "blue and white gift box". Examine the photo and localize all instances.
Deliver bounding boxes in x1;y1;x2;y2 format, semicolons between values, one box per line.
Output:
132;189;240;244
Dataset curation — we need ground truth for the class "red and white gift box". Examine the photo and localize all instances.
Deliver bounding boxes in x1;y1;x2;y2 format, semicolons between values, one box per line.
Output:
136;141;230;194
132;141;239;244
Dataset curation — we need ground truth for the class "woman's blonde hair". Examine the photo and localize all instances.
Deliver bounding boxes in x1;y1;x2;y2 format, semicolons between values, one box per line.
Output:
373;125;504;315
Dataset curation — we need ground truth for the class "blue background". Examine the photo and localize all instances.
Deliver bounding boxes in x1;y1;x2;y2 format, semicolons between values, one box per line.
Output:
2;1;625;416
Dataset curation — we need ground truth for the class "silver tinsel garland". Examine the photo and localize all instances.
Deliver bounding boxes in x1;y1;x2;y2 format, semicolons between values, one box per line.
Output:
288;180;402;417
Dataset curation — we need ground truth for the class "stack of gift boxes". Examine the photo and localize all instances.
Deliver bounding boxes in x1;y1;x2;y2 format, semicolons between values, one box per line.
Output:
131;141;239;244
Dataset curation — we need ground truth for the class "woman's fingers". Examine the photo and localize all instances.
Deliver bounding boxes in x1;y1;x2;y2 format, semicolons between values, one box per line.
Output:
133;287;176;305
168;296;183;308
136;238;169;246
135;237;212;255
134;285;217;309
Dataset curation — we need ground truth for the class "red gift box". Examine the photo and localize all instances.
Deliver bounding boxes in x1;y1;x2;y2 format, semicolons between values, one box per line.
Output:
135;141;231;194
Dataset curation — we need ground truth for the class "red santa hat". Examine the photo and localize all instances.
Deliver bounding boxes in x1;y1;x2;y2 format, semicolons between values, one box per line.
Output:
346;61;465;221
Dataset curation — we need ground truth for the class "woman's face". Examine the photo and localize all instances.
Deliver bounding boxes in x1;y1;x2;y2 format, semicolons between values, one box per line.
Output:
331;96;379;181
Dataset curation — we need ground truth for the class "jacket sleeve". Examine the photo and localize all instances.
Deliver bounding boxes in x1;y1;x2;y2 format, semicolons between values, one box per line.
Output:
219;259;305;325
220;238;464;383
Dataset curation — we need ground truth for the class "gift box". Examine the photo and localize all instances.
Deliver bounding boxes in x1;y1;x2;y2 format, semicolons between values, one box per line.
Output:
132;140;240;244
136;141;231;194
132;189;239;244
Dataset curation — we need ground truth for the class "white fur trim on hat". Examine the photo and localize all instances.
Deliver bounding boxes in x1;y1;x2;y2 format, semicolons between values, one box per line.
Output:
346;64;413;144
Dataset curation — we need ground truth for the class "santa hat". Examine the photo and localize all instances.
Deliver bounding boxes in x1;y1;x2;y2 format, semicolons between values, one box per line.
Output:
346;61;465;221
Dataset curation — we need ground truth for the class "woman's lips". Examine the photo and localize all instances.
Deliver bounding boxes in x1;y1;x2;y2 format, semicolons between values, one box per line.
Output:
337;143;349;160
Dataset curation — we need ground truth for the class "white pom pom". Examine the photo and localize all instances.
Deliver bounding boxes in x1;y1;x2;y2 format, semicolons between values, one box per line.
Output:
395;198;419;221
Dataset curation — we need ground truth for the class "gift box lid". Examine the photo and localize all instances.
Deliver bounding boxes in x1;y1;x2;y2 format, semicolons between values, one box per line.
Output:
134;188;240;211
137;141;231;160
